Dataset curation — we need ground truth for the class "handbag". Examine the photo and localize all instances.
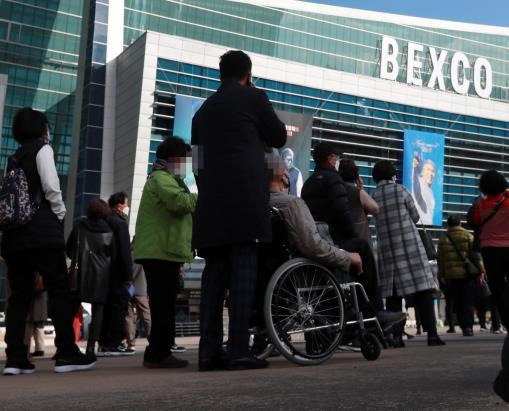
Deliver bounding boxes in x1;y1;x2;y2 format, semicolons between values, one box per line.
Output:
446;233;480;277
418;225;437;260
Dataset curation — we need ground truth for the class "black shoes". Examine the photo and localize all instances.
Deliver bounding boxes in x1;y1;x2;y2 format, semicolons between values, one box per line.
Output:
198;356;229;372
30;350;45;357
227;356;269;371
199;355;269;371
494;369;509;402
54;352;96;373
427;335;446;346
143;355;188;369
462;328;474;337
3;359;36;376
446;328;456;334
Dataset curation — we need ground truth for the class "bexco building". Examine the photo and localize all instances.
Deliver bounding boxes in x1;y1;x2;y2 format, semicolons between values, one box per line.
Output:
67;0;509;235
63;1;509;311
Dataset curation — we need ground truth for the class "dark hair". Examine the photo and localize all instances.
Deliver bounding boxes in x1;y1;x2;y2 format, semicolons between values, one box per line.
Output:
86;198;110;220
12;107;49;144
108;191;128;208
372;160;397;183
447;214;461;227
156;136;190;160
312;142;340;164
479;169;508;196
339;159;359;183
219;50;252;81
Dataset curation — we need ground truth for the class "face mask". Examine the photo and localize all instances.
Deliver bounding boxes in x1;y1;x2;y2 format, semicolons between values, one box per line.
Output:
122;206;130;217
335;159;340;171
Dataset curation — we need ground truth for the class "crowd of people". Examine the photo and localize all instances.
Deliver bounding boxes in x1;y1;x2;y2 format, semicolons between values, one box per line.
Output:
1;47;508;402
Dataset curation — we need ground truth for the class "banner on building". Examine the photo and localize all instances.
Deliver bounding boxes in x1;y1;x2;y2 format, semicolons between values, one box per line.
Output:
402;130;445;226
173;95;205;193
275;110;313;197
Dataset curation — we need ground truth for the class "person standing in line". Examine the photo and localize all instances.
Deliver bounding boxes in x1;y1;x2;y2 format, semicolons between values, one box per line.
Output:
371;160;445;347
134;136;197;369
125;237;151;351
338;158;379;248
437;215;483;337
66;198;116;357
470;170;509;401
97;192;134;356
192;50;286;371
2;107;95;375
301;142;356;245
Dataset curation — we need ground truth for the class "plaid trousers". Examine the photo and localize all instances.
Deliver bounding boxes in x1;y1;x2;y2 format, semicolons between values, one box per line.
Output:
199;243;258;360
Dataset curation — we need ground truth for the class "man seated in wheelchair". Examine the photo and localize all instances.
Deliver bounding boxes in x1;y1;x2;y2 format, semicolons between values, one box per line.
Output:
263;154;405;344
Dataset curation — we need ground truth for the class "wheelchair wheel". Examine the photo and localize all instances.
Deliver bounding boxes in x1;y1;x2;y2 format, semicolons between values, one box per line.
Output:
360;333;381;361
264;258;344;365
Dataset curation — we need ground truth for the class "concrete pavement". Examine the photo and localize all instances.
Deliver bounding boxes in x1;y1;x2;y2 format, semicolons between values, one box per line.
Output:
0;329;507;410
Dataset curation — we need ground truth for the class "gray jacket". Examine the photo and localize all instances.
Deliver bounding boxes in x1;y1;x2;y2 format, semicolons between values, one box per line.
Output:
269;190;351;271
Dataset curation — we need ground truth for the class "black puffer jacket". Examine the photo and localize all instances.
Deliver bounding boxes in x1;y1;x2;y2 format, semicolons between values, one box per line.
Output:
1;139;65;256
301;164;356;245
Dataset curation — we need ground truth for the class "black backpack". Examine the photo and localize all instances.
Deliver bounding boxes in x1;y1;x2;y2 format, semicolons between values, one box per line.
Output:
0;154;41;231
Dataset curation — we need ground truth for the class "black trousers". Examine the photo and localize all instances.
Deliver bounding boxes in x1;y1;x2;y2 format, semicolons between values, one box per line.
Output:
5;249;78;361
340;238;383;311
481;247;509;329
99;282;129;348
448;278;475;331
199;243;258;360
442;282;456;328
476;296;502;330
387;289;437;335
141;259;179;363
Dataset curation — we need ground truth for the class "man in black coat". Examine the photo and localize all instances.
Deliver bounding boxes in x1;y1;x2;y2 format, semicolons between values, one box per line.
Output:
302;143;383;311
97;191;134;356
192;50;286;371
301;142;356;245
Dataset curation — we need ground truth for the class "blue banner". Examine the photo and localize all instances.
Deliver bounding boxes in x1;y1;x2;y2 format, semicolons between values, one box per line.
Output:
173;95;205;193
402;130;444;226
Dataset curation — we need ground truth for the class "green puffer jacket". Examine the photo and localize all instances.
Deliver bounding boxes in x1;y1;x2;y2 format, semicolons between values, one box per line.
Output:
437;226;484;280
134;170;197;263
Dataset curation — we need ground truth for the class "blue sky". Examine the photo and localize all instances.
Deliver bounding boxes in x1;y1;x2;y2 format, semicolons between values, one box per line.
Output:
304;0;509;27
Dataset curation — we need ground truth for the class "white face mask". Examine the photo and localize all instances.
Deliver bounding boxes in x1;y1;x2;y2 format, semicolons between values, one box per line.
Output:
122;206;130;217
335;159;340;171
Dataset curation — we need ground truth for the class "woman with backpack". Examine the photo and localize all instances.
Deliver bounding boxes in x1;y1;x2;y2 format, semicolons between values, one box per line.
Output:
66;198;116;357
1;107;95;375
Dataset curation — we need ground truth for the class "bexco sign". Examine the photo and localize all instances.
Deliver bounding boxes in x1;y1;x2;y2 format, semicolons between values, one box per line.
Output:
380;35;493;99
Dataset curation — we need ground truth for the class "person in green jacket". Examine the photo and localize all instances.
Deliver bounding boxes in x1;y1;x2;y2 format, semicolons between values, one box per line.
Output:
437;215;485;337
134;136;197;369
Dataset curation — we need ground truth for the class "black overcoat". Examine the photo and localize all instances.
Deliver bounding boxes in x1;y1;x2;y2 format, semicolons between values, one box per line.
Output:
191;80;286;250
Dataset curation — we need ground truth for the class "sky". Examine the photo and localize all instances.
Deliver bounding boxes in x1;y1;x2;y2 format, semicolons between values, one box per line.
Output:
304;0;509;27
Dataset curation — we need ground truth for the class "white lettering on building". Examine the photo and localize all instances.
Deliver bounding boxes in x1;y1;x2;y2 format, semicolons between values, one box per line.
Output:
380;36;493;99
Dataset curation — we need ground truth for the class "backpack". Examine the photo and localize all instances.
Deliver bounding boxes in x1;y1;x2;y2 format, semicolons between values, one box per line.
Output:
0;154;41;231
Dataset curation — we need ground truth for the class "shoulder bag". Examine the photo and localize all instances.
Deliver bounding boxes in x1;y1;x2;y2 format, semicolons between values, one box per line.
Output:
446;233;480;277
418;224;437;260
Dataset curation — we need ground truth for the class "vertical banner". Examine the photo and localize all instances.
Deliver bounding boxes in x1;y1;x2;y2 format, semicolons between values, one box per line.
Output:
173;95;205;193
402;130;444;226
275;110;313;197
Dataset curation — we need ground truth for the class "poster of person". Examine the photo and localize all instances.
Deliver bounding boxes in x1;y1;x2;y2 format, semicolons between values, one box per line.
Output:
274;111;313;197
173;95;205;193
402;130;445;226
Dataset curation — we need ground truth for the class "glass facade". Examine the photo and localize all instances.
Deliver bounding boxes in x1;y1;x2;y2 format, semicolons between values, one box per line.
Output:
0;0;83;193
74;0;109;218
124;0;509;102
152;58;509;241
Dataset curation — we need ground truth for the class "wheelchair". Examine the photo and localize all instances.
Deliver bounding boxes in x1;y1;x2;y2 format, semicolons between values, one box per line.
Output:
250;208;385;365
